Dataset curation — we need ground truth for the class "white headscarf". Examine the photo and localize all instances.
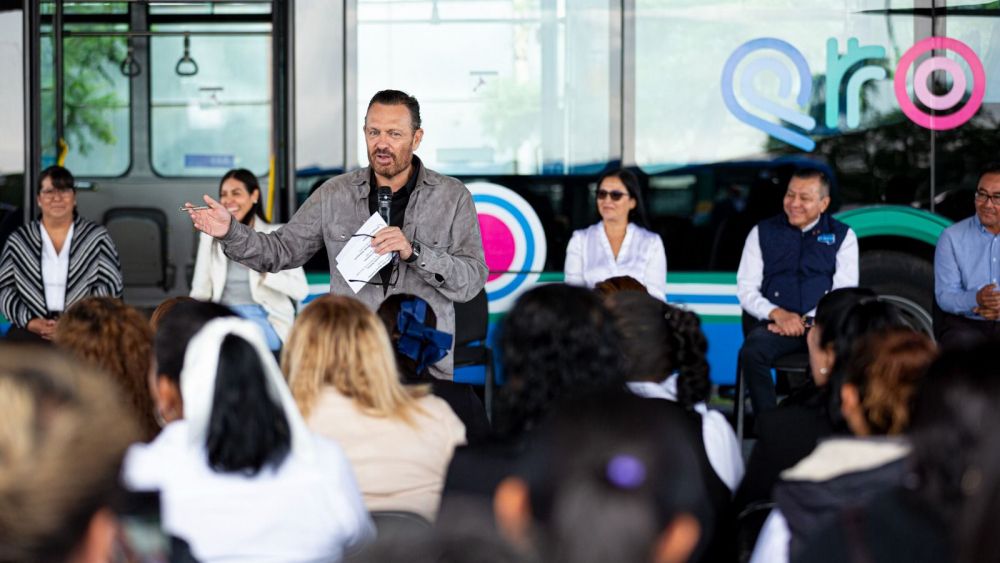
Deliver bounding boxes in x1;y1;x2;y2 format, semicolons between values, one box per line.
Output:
179;317;314;461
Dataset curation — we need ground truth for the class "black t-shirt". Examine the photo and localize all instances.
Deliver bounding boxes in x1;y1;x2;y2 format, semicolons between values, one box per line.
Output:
368;157;421;291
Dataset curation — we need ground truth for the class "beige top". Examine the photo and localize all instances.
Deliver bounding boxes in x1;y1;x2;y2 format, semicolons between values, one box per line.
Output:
306;387;466;521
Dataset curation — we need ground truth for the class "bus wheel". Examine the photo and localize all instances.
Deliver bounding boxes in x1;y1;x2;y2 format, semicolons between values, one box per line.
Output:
859;250;935;337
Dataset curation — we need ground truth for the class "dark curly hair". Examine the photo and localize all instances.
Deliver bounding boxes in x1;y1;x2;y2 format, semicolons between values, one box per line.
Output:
605;291;710;408
54;297;159;441
494;284;625;439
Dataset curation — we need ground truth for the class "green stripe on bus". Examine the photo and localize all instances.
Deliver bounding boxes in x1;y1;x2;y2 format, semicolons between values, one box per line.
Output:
835;205;951;246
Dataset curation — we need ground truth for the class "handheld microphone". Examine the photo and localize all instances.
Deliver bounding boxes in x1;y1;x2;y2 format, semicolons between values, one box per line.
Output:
378;186;392;225
377;186;397;264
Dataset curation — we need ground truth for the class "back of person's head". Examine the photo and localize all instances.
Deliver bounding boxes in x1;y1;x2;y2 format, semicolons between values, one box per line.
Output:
179;318;295;475
605;292;710;408
594;275;648;298
376;294;453;383
205;332;291;474
149;295;195;331
154;300;235;384
54;297;159;441
841;328;935;436
495;284;625;439
812;287;878;344
0;346;139;562
908;342;1000;532
495;393;704;563
824;298;910;427
284;294;425;421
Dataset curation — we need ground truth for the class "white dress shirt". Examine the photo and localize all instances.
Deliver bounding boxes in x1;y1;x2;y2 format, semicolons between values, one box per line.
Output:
123;421;374;563
736;218;859;321
627;374;745;492
39;222;74;312
564;222;668;300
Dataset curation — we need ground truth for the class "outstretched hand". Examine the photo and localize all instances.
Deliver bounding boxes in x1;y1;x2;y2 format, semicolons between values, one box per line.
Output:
184;195;232;239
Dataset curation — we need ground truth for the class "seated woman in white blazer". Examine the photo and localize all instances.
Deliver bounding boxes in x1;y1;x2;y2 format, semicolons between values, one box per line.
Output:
190;169;308;350
564;169;668;300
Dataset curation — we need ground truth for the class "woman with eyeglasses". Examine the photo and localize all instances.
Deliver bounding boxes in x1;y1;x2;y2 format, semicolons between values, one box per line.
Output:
190;169;308;351
564;169;668;300
0;165;123;342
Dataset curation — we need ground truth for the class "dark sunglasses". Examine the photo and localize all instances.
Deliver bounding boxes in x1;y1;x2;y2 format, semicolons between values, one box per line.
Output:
597;189;628;202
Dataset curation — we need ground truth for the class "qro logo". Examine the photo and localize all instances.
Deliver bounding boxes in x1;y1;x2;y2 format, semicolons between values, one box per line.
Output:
721;36;985;151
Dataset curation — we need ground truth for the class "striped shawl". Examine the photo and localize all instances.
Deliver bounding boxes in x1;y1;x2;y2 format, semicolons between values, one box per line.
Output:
0;216;123;327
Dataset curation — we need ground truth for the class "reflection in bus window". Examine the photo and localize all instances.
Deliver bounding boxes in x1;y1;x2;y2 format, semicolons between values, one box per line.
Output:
356;0;613;175
150;24;271;177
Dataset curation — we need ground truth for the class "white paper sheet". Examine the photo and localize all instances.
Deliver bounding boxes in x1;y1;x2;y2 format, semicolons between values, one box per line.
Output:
335;213;393;294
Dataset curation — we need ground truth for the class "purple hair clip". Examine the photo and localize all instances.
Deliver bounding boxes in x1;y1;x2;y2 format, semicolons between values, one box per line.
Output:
606;454;646;490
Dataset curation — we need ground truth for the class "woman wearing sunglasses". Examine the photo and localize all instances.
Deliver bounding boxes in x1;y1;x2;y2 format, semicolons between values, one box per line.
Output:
564;169;668;300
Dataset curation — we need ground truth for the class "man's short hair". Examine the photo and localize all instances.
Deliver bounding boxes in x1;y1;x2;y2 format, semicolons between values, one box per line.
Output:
366;89;421;130
980;162;1000;180
791;168;831;199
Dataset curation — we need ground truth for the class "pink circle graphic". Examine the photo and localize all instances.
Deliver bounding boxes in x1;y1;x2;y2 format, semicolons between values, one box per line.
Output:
913;56;966;110
478;214;515;282
894;36;985;131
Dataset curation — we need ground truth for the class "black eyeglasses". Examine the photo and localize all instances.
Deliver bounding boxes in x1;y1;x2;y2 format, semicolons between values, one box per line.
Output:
597;189;628;202
975;190;1000;206
349;234;399;288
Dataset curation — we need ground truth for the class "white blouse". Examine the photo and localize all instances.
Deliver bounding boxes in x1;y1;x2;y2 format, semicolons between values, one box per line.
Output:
564;222;668;300
39;222;74;312
123;421;374;562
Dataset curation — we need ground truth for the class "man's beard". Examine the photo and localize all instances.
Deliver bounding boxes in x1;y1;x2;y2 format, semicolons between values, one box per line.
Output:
370;148;412;179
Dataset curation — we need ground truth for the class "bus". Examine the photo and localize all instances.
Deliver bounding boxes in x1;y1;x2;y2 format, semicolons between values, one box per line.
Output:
2;0;996;387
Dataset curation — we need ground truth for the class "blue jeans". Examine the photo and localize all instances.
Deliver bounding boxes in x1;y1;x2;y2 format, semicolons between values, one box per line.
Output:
229;304;282;352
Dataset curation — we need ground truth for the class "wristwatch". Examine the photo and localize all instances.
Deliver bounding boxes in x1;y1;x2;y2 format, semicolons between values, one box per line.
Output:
404;240;421;263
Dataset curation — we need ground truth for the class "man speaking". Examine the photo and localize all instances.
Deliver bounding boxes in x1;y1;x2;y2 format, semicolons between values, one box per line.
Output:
186;90;488;378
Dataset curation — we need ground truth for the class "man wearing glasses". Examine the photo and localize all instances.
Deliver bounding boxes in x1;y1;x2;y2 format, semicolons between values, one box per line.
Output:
934;164;1000;347
736;168;858;416
185;90;487;379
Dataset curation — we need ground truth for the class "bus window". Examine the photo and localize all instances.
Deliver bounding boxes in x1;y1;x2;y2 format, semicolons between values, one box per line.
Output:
356;0;614;175
149;23;271;177
0;9;23;177
41;23;131;176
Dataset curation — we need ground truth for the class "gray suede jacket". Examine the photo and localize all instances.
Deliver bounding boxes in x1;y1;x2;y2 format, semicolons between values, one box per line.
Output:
220;164;488;378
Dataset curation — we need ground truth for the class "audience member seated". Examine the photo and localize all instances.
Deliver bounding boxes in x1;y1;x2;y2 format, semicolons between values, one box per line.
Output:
736;168;858;415
934;163;1000;347
607;291;743;492
190;168;309;351
54;296;160;441
0;346;139;563
565;169;668;300
440;284;626;518
797;340;1000;562
284;295;466;521
149;300;235;425
493;394;706;563
606;291;742;562
750;328;936;563
123;317;373;561
377;294;491;445
0;165;123;343
736;288;903;510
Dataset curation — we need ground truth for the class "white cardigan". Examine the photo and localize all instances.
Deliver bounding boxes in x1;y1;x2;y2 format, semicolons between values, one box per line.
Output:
564;222;668;300
190;222;309;342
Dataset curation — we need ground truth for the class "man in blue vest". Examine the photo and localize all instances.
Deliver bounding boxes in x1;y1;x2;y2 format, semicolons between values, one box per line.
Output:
934;164;1000;347
737;168;858;415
